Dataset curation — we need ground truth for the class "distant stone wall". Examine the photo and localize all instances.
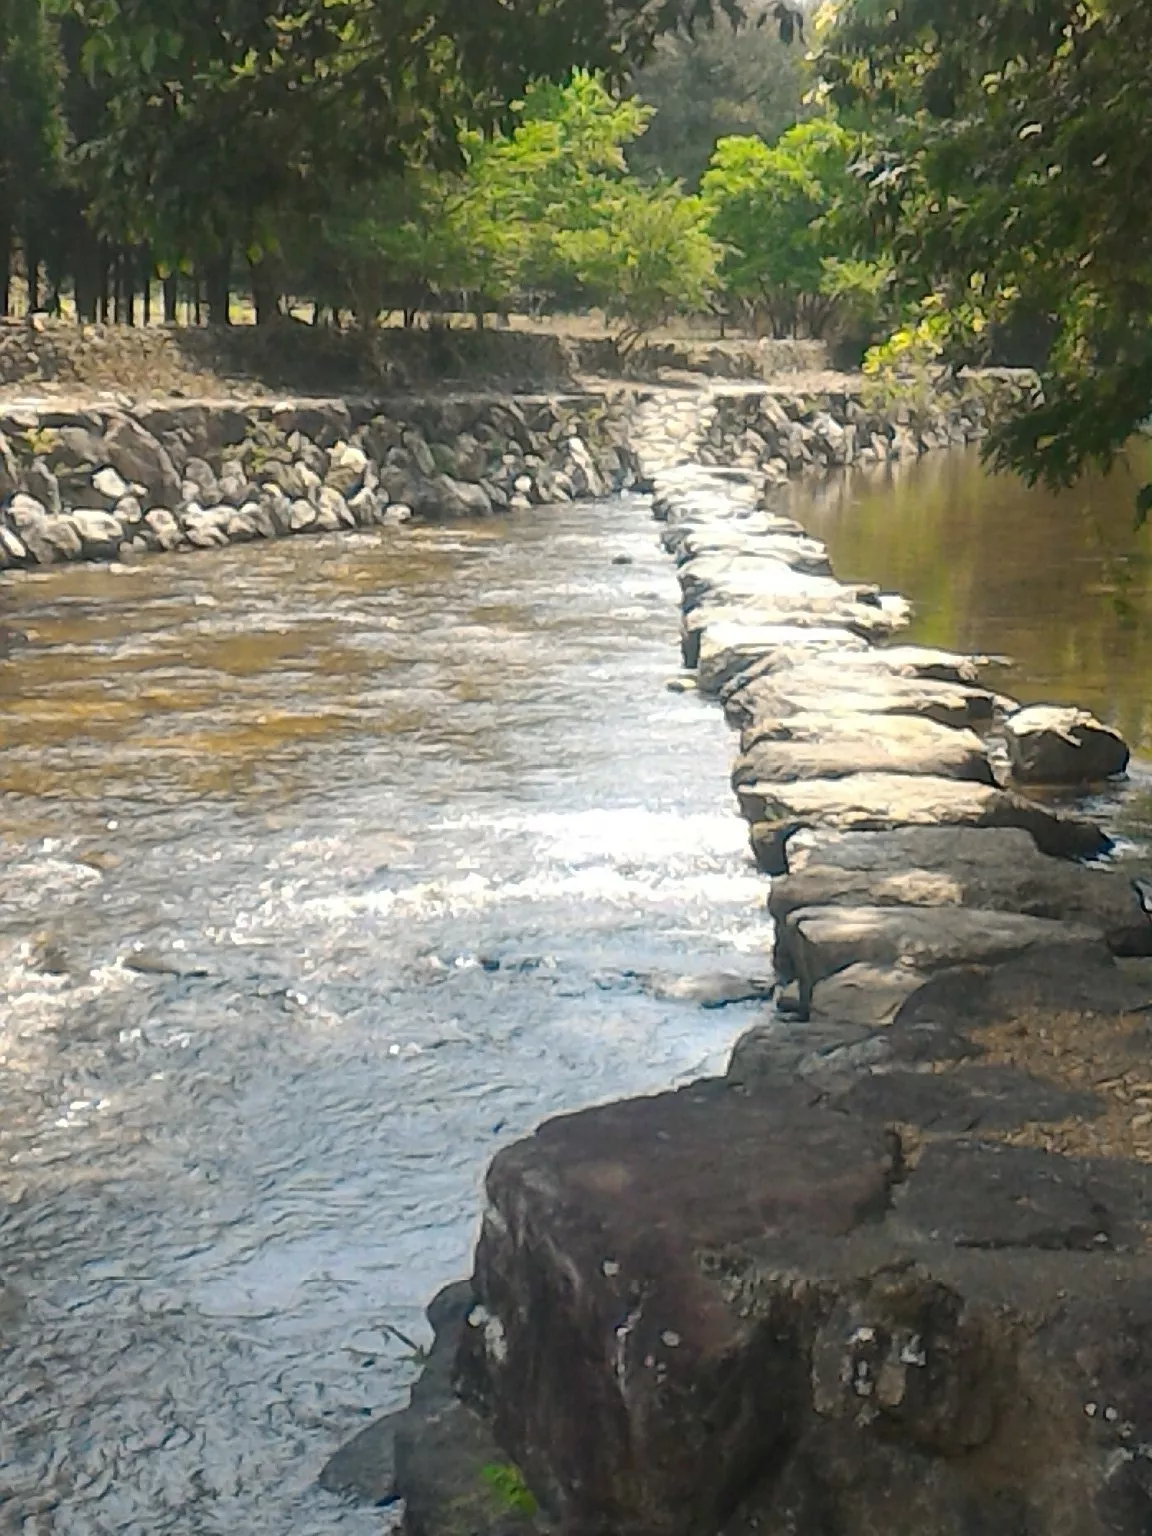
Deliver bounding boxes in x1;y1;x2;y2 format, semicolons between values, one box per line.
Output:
0;316;829;397
0;392;639;569
697;372;1030;477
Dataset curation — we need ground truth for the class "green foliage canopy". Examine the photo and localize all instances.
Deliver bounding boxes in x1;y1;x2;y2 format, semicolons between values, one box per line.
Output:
820;0;1152;511
700;118;880;339
314;72;719;340
67;0;746;268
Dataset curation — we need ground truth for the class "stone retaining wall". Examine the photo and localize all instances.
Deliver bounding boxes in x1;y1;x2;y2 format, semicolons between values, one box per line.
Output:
0;392;638;569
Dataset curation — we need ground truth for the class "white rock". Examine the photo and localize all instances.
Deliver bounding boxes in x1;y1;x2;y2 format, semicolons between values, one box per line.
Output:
92;466;130;504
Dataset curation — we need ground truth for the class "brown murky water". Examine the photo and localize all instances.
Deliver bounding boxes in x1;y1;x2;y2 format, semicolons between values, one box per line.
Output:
792;445;1152;846
0;503;768;1534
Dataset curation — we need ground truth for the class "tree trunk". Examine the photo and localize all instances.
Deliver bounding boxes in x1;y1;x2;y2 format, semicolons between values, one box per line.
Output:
25;238;41;313
142;257;152;325
73;236;100;323
249;256;281;325
162;273;178;324
119;251;135;324
0;217;10;318
205;251;231;325
99;249;111;322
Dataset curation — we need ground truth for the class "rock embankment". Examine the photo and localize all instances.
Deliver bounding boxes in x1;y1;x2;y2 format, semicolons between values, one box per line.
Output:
0;393;638;568
0;370;1024;572
333;380;1152;1535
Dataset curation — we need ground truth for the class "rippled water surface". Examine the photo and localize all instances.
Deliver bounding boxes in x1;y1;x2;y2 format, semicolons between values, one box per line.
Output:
0;501;769;1534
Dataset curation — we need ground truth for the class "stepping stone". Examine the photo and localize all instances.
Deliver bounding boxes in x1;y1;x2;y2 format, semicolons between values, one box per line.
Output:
697;624;869;695
1004;703;1129;784
783;902;1112;1018
733;713;994;788
772;826;1152;960
743;772;1111;871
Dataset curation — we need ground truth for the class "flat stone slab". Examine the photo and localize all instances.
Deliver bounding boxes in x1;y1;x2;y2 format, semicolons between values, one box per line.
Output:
697;624;869;695
1004;703;1130;784
833;1064;1100;1136
719;643;994;702
772;826;1152;958
743;772;1111;870
678;554;850;612
672;527;831;572
783;902;1110;1012
684;588;908;669
895;1139;1152;1253
733;713;994;787
727;667;1006;735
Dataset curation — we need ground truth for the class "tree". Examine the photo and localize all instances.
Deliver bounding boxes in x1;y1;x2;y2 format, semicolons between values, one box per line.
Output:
554;181;719;347
699;117;878;339
628;12;809;189
299;71;718;339
66;0;749;321
0;0;65;313
819;0;1152;515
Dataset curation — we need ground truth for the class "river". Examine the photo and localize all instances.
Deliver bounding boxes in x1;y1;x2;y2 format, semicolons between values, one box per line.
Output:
793;444;1152;846
1;448;1149;1534
0;499;768;1534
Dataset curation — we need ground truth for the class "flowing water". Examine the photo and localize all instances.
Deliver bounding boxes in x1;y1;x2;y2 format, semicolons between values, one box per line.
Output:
3;448;1151;1536
0;500;769;1535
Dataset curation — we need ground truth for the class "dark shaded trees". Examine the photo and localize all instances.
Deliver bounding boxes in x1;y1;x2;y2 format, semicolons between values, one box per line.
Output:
821;0;1152;510
0;0;748;322
0;0;64;314
628;11;808;188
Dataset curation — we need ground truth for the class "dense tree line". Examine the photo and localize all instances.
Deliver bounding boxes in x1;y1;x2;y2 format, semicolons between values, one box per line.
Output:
1;0;853;339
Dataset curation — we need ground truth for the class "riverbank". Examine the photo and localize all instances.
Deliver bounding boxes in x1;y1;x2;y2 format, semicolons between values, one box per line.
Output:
0;372;1017;574
346;389;1152;1534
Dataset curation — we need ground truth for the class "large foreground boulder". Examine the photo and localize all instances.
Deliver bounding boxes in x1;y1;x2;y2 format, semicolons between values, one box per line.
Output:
438;1076;1152;1536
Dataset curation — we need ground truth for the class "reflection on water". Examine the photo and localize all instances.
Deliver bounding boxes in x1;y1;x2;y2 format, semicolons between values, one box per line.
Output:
0;504;768;1533
792;446;1152;845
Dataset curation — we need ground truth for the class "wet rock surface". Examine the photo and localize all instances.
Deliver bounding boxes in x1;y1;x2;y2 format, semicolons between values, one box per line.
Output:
1004;702;1131;785
773;826;1152;960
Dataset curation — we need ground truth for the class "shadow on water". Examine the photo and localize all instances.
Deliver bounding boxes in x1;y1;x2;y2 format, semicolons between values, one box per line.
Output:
791;445;1152;848
0;502;770;1533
